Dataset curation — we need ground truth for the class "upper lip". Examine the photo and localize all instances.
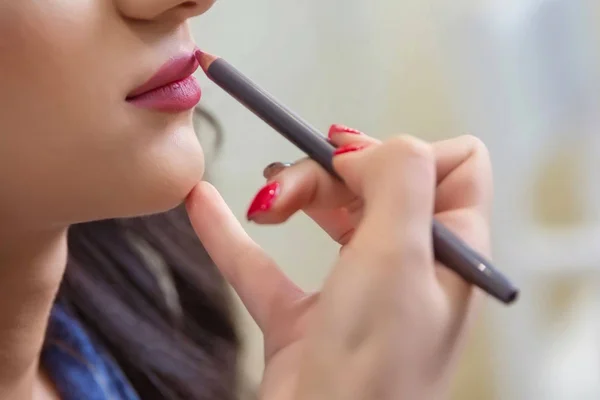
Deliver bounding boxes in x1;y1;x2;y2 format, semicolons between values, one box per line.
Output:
127;52;200;99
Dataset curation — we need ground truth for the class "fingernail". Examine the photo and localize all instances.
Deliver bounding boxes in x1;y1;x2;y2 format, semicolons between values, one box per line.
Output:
328;124;363;139
247;181;280;220
333;144;366;156
263;162;292;179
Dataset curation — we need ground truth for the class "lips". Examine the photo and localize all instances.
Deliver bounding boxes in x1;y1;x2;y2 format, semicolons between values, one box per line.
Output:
127;53;202;112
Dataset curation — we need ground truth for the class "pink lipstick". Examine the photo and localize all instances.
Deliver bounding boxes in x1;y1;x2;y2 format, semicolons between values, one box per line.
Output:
127;53;201;112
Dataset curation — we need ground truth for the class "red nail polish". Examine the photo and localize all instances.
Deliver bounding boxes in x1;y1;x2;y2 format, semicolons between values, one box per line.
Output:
246;181;280;220
334;144;366;156
328;124;363;139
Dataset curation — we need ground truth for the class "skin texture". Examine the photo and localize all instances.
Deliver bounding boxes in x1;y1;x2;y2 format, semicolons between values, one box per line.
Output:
0;1;493;399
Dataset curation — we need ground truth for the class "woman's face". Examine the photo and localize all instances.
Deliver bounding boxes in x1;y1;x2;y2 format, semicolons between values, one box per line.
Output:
0;0;215;230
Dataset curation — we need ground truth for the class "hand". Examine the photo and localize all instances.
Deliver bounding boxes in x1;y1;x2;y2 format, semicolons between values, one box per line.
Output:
186;128;492;400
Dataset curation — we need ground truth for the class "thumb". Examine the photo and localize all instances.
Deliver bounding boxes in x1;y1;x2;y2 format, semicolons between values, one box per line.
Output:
186;182;304;331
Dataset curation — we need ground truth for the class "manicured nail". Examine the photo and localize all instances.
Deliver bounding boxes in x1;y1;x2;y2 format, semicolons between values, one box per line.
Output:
247;181;280;220
263;162;292;179
328;124;363;139
333;144;366;156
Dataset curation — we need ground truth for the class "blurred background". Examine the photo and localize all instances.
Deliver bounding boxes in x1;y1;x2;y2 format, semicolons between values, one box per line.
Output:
191;0;600;398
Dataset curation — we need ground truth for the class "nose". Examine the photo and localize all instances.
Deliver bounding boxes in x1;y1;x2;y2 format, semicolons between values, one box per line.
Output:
116;0;215;23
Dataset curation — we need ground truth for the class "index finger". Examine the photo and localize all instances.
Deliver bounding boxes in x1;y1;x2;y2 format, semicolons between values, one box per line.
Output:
186;182;304;331
433;135;493;216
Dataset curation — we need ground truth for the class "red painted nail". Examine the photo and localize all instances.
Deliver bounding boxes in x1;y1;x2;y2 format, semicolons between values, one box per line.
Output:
328;124;363;139
333;144;366;156
246;181;280;220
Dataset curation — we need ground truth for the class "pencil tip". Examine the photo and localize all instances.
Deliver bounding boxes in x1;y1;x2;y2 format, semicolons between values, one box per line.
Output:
194;49;218;75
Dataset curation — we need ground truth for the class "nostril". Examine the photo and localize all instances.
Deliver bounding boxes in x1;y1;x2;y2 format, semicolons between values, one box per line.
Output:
181;1;197;7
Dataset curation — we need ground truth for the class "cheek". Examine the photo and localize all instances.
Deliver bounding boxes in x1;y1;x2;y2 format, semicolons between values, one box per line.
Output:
0;2;113;221
0;1;117;124
0;1;115;156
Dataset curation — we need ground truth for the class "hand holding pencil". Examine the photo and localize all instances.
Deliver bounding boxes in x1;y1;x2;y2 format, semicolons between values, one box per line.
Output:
187;130;493;400
187;49;505;400
194;50;519;304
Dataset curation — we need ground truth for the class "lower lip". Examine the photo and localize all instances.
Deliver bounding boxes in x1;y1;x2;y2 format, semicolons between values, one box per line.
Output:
126;75;202;112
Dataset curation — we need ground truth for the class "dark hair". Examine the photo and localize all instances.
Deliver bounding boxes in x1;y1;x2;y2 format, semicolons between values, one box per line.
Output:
59;108;241;400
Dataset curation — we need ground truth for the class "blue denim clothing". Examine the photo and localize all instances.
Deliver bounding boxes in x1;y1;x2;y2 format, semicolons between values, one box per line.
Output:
41;302;139;400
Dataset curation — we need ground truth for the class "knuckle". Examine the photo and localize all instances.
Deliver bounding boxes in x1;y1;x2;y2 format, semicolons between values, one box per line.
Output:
460;134;493;189
394;135;434;161
387;135;435;179
460;134;490;158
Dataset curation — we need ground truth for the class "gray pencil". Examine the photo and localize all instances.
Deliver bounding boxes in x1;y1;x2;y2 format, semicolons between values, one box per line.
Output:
196;50;519;305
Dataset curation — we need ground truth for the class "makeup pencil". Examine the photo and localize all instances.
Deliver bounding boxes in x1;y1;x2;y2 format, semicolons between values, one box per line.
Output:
195;50;519;305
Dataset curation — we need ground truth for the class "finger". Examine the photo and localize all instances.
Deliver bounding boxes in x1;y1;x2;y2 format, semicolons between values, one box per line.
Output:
327;123;381;147
263;161;357;244
249;124;380;240
330;129;492;216
433;135;493;217
330;129;491;216
251;157;362;245
330;128;491;216
333;135;437;276
186;182;304;331
247;157;357;223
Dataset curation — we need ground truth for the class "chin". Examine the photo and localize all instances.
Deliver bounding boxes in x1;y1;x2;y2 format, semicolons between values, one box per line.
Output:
127;141;206;217
80;127;208;222
13;121;208;230
22;155;205;230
